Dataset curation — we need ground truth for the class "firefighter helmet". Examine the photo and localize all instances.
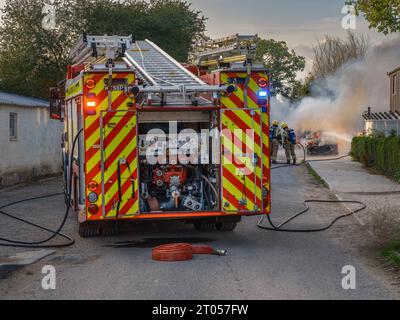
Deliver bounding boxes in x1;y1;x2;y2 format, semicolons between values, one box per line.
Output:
281;122;288;129
272;120;279;127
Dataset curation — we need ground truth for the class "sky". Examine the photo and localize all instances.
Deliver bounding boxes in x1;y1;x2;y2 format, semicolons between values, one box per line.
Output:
189;0;387;43
0;0;393;62
188;0;393;75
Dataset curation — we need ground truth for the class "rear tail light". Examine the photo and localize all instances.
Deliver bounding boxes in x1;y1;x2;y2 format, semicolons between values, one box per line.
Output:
88;181;99;191
86;101;96;108
85;79;96;90
263;177;269;188
85;100;97;116
88;204;99;215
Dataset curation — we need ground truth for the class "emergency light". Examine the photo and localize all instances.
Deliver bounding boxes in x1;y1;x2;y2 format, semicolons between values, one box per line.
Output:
85;100;97;116
257;90;268;98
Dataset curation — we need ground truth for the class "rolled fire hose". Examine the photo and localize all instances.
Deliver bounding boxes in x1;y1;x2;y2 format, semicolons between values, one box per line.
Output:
152;243;227;262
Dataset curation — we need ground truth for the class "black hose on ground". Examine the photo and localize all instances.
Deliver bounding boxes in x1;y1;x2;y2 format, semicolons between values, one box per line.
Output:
257;200;366;233
271;143;350;170
259;143;367;233
0;129;83;248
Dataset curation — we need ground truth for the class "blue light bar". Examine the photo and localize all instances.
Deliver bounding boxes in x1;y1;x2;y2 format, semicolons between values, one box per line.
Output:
258;90;268;98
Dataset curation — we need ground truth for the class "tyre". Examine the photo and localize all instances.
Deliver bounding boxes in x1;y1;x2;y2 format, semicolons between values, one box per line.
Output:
194;221;217;231
78;223;100;238
78;222;120;238
216;222;238;232
100;223;120;237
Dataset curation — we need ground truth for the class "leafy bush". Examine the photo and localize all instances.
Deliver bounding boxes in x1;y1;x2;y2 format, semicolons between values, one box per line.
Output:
352;136;400;181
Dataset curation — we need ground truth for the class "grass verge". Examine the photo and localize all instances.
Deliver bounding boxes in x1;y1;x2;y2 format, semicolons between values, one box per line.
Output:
305;163;329;188
382;229;400;267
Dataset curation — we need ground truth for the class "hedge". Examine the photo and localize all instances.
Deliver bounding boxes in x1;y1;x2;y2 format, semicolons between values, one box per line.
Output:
351;135;400;182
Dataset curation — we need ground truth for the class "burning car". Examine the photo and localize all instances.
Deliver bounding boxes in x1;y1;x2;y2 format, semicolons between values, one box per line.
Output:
301;131;339;156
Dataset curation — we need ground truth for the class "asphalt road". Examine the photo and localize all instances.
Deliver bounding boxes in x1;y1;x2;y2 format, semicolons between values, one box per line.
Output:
0;165;397;300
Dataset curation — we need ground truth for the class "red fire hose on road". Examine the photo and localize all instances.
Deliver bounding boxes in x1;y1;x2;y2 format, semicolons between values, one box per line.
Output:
152;243;227;262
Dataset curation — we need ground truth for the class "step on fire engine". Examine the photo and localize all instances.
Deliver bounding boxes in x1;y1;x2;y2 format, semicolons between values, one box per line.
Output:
50;35;271;237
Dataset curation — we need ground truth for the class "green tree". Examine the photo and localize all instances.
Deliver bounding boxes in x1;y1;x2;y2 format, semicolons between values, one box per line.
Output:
69;0;206;62
290;75;314;101
144;0;207;62
0;0;206;98
0;0;73;98
256;39;305;98
347;0;400;34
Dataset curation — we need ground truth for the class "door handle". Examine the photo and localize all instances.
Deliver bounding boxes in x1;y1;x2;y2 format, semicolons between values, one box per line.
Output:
130;178;135;198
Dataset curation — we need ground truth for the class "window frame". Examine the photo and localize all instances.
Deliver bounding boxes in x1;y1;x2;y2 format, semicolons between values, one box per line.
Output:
9;112;18;141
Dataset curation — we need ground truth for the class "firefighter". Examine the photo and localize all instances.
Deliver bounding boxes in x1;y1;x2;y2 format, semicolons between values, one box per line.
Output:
270;120;280;164
281;122;297;165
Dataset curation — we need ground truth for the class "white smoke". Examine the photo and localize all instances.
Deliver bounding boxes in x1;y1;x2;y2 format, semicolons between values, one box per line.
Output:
271;36;400;148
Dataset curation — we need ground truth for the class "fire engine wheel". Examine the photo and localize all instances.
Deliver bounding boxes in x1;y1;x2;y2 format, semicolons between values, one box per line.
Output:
100;224;120;237
216;222;238;232
194;221;238;232
194;221;216;232
78;224;100;238
78;222;120;238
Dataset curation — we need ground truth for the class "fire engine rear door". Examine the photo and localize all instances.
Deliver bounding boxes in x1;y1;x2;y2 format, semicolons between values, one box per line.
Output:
221;108;263;213
101;111;139;218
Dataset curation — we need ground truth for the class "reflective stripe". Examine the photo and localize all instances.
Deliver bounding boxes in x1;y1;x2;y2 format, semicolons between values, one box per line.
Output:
221;109;262;212
220;71;270;214
83;73;136;220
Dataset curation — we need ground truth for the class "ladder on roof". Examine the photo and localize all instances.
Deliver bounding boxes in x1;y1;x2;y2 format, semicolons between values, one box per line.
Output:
70;34;133;66
124;39;205;87
68;35;228;106
190;34;259;69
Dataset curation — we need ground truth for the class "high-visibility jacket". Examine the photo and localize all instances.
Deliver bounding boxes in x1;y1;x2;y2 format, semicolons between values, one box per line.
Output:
283;128;297;145
270;126;280;140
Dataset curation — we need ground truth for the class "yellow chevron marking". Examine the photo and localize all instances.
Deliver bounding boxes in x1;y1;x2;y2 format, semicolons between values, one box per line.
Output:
221;126;262;210
85;91;130;152
103;112;137;217
105;138;137;217
223;157;262;206
222;164;257;212
222;71;271;109
223;148;262;204
221;198;237;213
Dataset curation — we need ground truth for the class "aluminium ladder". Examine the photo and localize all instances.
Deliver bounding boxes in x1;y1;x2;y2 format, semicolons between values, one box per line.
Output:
124;40;205;88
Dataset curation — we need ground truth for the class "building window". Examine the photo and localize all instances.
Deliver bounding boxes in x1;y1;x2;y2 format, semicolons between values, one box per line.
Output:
9;113;18;141
393;74;397;95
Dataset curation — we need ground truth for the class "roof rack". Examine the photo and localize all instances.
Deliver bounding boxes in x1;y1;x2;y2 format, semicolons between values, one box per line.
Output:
190;34;259;68
70;34;133;65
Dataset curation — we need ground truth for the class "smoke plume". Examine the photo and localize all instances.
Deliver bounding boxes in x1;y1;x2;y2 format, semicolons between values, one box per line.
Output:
271;36;400;143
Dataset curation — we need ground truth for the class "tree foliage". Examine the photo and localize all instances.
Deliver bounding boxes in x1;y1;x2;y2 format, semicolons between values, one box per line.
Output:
0;0;74;98
289;75;314;101
256;39;305;98
311;31;369;80
0;0;206;98
347;0;400;34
